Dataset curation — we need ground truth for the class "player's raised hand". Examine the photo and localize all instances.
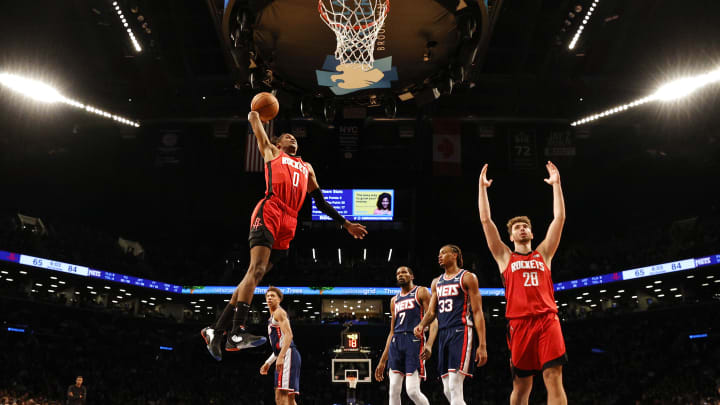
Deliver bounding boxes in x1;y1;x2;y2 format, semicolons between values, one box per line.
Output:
543;161;561;185
479;164;493;188
420;344;433;361
248;110;260;122
343;221;368;239
260;362;270;375
475;346;488;367
374;361;386;381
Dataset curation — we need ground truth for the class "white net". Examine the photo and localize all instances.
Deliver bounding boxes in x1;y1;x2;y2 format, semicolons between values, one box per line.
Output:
318;0;390;71
347;377;358;389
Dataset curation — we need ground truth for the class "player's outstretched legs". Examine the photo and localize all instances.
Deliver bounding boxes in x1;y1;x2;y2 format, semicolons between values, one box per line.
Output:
202;246;272;359
510;375;533;405
405;371;430;405
388;372;403;405
226;245;273;351
543;366;567;405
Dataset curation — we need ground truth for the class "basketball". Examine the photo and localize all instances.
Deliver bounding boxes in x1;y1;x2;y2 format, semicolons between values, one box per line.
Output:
251;92;279;122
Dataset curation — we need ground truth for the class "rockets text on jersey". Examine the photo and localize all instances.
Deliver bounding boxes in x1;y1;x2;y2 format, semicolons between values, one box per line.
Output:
264;152;309;215
503;251;558;319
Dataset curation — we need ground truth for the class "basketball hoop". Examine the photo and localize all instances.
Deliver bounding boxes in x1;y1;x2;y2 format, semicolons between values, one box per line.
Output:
347;376;358;389
318;0;390;71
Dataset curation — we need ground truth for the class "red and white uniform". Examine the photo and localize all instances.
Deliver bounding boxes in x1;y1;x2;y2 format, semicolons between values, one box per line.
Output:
503;251;567;375
249;152;309;250
503;251;557;319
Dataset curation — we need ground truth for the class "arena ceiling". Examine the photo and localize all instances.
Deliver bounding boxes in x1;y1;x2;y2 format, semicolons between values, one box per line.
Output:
1;0;720;122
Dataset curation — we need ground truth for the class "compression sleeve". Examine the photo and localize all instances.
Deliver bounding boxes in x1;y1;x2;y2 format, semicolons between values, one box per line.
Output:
310;189;346;224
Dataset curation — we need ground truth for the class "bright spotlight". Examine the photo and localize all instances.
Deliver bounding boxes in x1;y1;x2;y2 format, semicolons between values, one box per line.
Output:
652;68;720;101
571;66;720;126
0;73;63;103
0;72;141;127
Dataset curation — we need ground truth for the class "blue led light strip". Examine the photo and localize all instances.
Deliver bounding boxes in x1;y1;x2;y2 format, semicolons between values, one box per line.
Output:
1;250;718;296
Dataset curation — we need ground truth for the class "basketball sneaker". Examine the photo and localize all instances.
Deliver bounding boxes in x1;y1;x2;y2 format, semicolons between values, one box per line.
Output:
225;327;266;351
201;326;224;361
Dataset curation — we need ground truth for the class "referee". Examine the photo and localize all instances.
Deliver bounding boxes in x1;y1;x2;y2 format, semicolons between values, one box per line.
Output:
67;376;86;405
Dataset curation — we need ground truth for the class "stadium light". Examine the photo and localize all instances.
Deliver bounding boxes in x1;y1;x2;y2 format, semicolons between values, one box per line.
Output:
115;4;142;52
568;0;599;50
0;72;141;127
571;66;720;126
387;248;393;262
337;248;342;264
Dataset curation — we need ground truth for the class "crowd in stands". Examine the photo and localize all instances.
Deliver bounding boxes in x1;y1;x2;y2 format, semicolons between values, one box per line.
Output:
2;295;719;404
0;389;62;405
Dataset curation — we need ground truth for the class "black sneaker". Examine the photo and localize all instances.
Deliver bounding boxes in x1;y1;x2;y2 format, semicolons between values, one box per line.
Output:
201;326;224;361
225;328;266;351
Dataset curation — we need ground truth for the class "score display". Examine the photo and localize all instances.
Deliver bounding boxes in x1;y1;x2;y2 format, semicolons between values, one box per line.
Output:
311;189;394;221
342;331;360;351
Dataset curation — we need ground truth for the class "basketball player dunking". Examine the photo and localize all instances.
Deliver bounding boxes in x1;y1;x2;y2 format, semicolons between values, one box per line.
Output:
414;245;488;405
201;111;368;360
478;162;568;405
260;287;301;405
375;266;438;405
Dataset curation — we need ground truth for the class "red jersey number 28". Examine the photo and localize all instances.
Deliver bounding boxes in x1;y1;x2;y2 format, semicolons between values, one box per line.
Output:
523;271;539;287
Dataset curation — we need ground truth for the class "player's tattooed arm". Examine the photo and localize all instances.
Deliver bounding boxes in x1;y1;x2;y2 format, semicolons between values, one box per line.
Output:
248;111;280;162
478;164;512;271
537;161;565;264
375;296;397;381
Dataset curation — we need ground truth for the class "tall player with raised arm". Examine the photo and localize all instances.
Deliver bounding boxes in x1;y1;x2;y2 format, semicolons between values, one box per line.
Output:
375;266;438;405
201;111;368;361
478;162;568;405
413;245;488;405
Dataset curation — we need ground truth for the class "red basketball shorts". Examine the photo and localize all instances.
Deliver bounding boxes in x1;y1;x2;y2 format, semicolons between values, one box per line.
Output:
506;312;567;377
248;197;298;251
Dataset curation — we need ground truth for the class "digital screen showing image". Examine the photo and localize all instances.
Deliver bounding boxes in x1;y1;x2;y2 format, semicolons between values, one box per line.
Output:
311;189;394;221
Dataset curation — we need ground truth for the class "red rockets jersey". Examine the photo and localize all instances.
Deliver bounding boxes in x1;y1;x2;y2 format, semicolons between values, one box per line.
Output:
264;152;309;214
502;251;558;319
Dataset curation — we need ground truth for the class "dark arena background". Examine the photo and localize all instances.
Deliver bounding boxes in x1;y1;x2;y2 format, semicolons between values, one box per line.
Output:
1;0;720;404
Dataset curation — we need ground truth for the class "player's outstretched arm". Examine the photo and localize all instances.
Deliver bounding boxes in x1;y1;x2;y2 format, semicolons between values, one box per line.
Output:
414;278;438;339
536;161;566;263
463;272;488;367
375;297;397;381
305;163;368;239
248;111;280;163
478;164;511;270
